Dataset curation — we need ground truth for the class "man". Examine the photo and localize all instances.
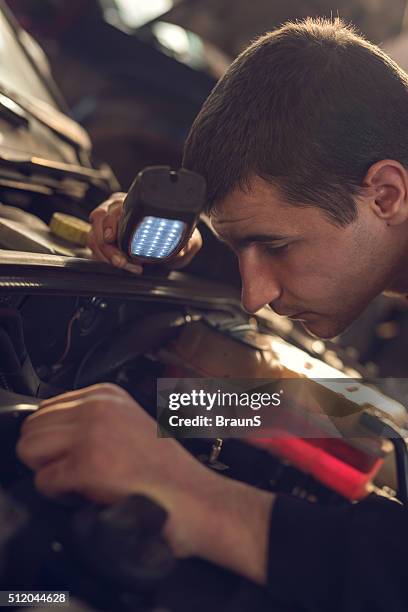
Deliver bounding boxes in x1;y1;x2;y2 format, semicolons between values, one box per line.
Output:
16;18;408;611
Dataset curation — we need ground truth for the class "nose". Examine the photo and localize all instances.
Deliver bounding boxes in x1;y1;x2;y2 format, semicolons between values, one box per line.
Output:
239;247;282;314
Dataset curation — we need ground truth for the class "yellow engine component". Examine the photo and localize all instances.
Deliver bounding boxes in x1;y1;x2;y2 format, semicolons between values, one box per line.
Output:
49;213;91;247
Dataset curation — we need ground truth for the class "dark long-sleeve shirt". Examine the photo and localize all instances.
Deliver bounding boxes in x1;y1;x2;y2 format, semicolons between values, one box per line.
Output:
267;493;408;611
181;440;407;611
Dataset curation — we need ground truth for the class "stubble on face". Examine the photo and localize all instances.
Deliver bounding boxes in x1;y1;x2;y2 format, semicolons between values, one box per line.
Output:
212;177;404;340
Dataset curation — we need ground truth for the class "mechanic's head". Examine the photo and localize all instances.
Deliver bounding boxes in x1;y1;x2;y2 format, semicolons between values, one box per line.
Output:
183;17;408;339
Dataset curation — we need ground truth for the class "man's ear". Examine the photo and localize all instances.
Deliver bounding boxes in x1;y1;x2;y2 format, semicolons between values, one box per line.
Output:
362;160;408;226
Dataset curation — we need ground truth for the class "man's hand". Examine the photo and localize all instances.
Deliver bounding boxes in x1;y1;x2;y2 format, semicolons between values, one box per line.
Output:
88;193;202;273
16;384;274;585
16;383;213;557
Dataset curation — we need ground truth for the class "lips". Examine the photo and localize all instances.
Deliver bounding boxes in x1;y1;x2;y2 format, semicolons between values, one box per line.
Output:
272;308;311;320
271;307;306;317
287;312;309;320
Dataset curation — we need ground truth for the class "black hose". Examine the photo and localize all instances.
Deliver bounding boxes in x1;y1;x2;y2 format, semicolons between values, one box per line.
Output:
74;310;187;388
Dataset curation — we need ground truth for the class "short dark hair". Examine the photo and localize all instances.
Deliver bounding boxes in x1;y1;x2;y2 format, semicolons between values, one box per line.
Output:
183;17;408;226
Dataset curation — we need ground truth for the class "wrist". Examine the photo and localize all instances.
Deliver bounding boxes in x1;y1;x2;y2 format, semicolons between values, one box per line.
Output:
165;465;275;585
161;462;222;558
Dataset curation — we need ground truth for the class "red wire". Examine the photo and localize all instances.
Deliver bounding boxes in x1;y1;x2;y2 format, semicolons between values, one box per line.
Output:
55;309;82;364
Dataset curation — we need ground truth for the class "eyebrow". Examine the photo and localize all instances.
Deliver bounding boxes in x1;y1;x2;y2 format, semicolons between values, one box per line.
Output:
217;232;288;247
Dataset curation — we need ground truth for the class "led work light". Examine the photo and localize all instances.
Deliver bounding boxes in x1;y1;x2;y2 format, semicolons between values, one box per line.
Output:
118;166;206;264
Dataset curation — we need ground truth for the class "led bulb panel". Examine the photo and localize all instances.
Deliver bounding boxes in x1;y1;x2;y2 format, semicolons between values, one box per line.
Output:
130;216;186;259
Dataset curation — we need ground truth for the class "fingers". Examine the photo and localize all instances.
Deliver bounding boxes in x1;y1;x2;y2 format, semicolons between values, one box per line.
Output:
101;203;143;271
33;458;111;501
102;200;122;243
17;426;73;471
89;195;202;273
21;385;126;438
94;200;121;253
39;383;127;410
16;383;151;503
15;384;178;507
166;228;203;270
88;194;143;274
108;250;143;274
88;194;123;262
88;206;122;263
89;192;126;220
87;228;110;264
34;457;80;498
87;228;142;273
185;228;203;261
21;402;79;431
17;387;118;477
90;206;109;249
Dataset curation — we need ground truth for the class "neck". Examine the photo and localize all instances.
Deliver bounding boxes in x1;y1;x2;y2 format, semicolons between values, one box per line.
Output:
385;266;408;297
383;235;408;296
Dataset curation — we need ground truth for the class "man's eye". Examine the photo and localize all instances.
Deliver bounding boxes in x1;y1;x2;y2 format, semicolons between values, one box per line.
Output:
261;243;289;256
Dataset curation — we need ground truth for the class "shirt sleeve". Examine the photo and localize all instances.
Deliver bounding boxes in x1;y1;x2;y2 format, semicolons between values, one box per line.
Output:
267;493;408;612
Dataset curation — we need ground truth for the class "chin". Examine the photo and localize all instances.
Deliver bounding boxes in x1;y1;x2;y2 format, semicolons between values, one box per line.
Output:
301;317;349;340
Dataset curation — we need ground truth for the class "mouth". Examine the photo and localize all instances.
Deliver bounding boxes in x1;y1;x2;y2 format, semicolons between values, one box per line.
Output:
287;312;310;320
272;307;310;319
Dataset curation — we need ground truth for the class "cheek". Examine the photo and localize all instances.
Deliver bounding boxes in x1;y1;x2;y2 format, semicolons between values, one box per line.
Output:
310;260;370;313
283;253;336;297
285;252;359;308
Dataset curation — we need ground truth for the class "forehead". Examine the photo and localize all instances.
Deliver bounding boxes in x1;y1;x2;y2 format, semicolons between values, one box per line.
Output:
210;177;328;239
